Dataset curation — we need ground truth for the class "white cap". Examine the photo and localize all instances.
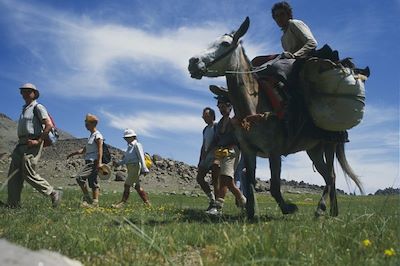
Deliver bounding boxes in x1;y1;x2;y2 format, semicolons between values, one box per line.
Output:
123;128;137;138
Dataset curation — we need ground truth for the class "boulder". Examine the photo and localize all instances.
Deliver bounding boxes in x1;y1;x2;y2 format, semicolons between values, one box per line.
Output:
0;239;82;266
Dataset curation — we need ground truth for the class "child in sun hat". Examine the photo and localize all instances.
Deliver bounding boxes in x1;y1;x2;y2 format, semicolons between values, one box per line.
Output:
112;128;150;208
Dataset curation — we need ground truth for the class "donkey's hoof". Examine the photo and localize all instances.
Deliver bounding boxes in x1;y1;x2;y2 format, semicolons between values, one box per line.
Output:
330;207;339;217
281;203;298;215
315;209;325;218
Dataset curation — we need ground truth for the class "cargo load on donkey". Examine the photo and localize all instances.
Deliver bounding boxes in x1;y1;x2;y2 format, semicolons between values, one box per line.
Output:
299;54;369;131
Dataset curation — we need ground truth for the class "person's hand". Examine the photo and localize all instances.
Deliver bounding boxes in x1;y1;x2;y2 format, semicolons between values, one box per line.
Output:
241;114;264;131
27;139;41;147
281;51;295;59
141;169;149;176
97;162;103;170
241;113;273;131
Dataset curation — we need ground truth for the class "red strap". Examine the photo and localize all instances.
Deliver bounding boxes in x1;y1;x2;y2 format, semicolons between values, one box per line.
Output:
258;79;285;119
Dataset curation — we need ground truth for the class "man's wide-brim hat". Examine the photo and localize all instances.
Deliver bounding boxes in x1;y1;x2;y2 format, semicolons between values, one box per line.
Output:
98;164;111;180
209;85;230;104
19;83;40;99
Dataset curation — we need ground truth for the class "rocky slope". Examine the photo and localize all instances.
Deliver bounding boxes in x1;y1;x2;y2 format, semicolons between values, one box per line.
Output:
3;112;397;196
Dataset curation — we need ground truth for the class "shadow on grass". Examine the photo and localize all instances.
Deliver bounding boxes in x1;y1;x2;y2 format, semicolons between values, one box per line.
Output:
108;208;286;227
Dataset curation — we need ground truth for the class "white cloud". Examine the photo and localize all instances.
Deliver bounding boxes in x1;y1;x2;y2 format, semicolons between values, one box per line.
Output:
101;110;204;138
0;0;263;103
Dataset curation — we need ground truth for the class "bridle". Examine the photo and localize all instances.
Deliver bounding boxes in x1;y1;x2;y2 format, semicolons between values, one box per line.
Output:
204;35;275;75
204;34;238;70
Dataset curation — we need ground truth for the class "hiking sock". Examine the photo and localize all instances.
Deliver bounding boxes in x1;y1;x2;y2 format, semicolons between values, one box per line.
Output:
207;192;215;202
92;199;99;207
138;190;149;203
215;198;224;210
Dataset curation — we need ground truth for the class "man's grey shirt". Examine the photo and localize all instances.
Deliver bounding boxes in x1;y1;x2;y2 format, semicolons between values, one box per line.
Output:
17;100;49;138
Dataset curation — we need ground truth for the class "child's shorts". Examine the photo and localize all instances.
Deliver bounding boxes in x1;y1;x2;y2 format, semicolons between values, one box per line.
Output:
76;160;99;189
125;163;141;187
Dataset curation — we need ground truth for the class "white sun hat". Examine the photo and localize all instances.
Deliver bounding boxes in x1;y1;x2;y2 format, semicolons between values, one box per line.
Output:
98;164;112;180
123;128;137;138
19;83;40;99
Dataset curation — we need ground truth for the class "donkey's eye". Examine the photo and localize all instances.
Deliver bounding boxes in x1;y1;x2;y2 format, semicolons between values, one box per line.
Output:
221;41;231;47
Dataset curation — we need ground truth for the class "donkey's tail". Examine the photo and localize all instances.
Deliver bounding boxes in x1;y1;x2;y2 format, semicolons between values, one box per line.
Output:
336;143;365;194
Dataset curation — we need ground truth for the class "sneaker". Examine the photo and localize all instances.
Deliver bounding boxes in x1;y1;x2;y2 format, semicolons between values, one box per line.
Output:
92;200;99;208
111;201;125;209
236;195;247;208
51;190;62;208
206;200;216;211
81;201;98;208
82;194;93;204
80;201;91;208
205;207;221;216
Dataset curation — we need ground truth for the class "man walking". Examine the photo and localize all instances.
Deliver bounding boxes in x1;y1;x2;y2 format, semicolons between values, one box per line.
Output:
2;83;61;208
196;107;218;210
206;94;246;215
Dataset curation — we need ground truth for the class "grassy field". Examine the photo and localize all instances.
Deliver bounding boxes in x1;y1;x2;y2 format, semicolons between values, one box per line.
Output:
0;187;398;265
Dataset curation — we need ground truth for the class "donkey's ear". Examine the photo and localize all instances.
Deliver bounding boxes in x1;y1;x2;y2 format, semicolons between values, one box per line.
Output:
233;17;250;44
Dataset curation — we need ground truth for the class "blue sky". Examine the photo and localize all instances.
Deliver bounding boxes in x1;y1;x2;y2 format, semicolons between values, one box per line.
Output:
0;0;398;194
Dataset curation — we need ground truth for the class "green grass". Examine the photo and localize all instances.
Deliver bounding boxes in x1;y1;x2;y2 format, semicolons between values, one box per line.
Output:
0;188;399;265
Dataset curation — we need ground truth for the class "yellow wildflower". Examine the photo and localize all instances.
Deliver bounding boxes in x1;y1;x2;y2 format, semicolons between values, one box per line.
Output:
384;248;396;257
362;239;372;247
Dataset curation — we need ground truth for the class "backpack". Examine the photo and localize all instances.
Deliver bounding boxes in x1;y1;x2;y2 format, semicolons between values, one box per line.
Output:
144;152;153;169
102;142;112;164
33;104;59;147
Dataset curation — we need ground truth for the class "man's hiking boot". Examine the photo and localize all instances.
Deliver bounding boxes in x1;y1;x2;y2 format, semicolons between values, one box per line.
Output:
50;190;62;208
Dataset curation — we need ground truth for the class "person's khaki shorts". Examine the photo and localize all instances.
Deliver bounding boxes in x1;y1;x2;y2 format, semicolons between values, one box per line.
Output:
217;146;240;179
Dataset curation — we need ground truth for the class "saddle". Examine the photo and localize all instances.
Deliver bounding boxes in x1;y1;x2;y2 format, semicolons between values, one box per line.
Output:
251;54;296;120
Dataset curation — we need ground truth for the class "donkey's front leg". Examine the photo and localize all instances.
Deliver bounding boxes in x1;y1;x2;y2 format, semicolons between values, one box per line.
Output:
269;154;298;214
242;152;257;219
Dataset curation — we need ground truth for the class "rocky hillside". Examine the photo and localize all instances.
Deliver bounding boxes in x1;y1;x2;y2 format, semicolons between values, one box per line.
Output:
0;113;17;154
0;112;74;154
0;112;353;196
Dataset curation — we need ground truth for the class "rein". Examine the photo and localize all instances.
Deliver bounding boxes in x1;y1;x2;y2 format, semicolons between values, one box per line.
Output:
206;43;283;75
204;37;239;69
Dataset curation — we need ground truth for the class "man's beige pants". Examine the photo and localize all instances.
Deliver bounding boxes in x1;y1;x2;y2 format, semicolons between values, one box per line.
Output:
7;143;53;207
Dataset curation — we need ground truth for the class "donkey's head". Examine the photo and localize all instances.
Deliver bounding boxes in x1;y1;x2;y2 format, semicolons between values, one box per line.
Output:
188;17;250;79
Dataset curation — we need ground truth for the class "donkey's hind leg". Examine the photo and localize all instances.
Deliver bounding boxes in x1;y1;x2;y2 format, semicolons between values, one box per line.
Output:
325;143;338;216
307;143;332;217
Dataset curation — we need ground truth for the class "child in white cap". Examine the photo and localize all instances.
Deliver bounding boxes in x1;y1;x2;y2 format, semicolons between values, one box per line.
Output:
112;129;150;208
